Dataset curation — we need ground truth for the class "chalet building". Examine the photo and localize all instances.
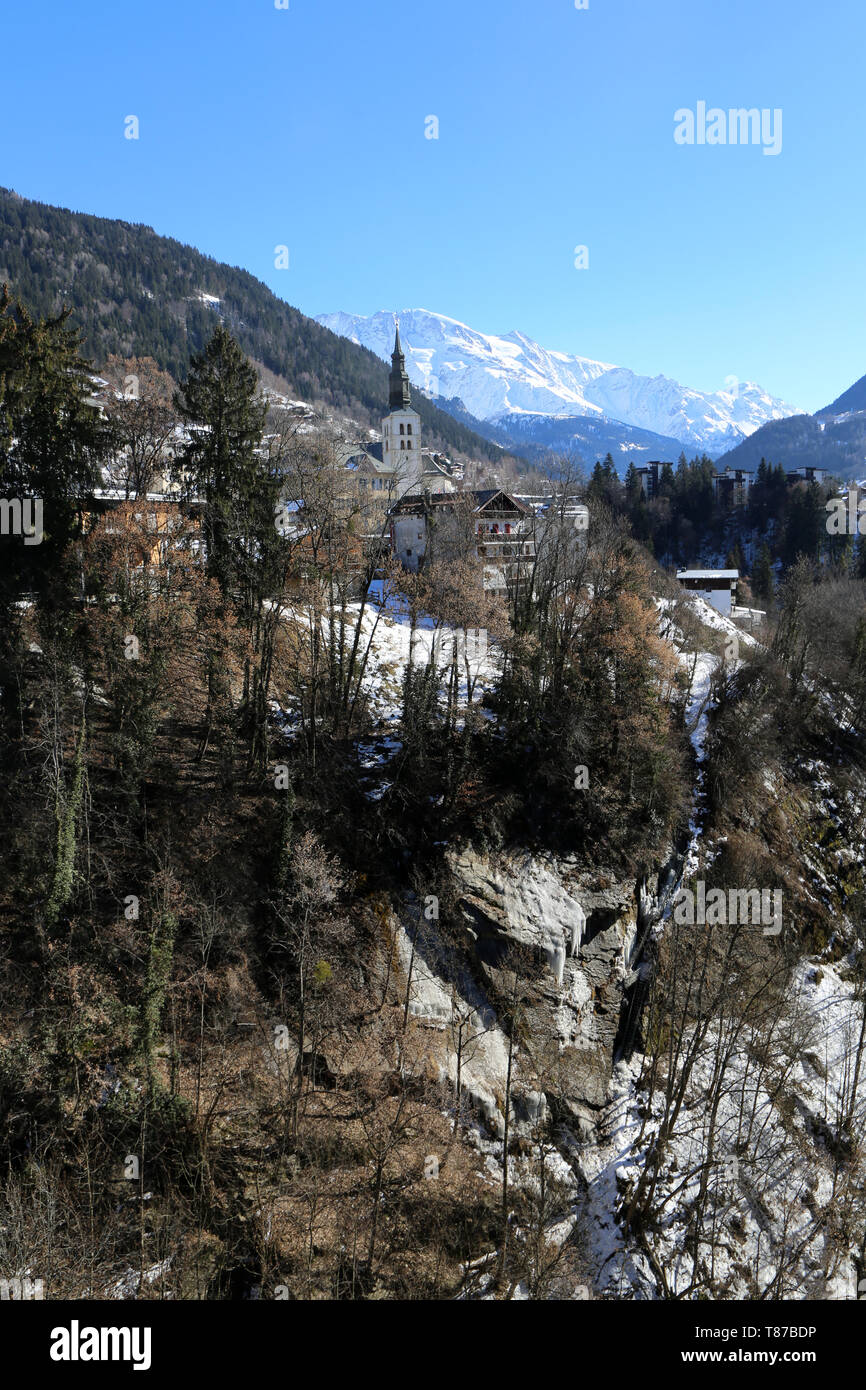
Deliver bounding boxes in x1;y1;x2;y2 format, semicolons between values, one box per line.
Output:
85;375;109;415
676;568;739;616
712;466;753;509
389;489;534;597
334;441;398;518
514;494;590;529
82;492;205;573
337;439;460;503
730;602;766;629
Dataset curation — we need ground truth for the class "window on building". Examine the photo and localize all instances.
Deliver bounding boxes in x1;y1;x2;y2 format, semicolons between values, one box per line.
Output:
400;423;405;435
407;423;412;435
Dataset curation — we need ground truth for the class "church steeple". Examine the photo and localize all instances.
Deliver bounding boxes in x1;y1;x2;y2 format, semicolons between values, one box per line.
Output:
389;320;412;411
381;315;421;496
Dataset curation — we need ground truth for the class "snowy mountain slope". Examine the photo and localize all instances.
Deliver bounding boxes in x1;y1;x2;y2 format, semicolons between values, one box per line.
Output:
484;409;686;465
316;308;800;459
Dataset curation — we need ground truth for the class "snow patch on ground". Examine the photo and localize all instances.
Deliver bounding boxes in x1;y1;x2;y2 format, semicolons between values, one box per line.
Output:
580;961;865;1299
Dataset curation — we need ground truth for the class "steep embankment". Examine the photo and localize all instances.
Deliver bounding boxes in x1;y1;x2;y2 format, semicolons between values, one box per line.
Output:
328;590;866;1299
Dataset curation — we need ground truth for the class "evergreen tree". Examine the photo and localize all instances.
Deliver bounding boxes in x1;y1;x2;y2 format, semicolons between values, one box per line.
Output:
174;324;267;596
659;460;676;497
782;482;823;566
624;460;641;508
587;453;622;512
726;540;746;573
587;459;608;508
632;501;653;548
752;543;774;601
0;285;109;606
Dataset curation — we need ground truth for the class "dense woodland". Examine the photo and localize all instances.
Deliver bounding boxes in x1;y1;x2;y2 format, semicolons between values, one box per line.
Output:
585;451;866;589
1;286;865;1300
714;409;866;481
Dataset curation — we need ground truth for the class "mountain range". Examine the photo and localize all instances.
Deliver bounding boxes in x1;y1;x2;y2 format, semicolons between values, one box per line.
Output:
3;186;863;481
317;308;801;461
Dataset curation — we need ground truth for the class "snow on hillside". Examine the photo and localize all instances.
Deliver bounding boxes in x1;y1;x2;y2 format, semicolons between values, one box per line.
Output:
272;596;501;791
577;597;865;1301
270;587;863;1300
581;958;865;1300
316;308;800;458
656;594;759;894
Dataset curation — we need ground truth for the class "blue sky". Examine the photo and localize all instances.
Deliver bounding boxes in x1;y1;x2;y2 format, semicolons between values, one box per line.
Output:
2;0;863;411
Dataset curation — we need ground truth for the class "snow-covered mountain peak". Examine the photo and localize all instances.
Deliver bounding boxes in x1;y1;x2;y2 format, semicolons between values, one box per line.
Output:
315;307;800;458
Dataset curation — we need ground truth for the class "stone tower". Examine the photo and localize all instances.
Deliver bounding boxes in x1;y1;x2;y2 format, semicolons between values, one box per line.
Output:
382;321;422;492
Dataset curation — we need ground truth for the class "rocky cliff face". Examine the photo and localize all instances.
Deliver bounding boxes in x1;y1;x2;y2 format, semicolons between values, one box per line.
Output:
441;847;644;1136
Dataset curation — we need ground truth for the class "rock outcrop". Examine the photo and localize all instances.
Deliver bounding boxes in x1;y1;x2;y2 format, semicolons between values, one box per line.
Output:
444;847;641;1131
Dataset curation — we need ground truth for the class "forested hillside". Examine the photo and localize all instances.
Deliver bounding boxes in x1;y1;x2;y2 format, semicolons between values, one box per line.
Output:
0;187;508;464
716;410;866;481
583;453;866;594
1;284;864;1307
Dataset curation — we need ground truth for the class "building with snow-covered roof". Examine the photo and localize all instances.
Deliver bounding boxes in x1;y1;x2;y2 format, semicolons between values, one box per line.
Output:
676;568;739;616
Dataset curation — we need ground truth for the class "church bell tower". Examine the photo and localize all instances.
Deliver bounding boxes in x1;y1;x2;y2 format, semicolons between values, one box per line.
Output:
382;318;421;492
